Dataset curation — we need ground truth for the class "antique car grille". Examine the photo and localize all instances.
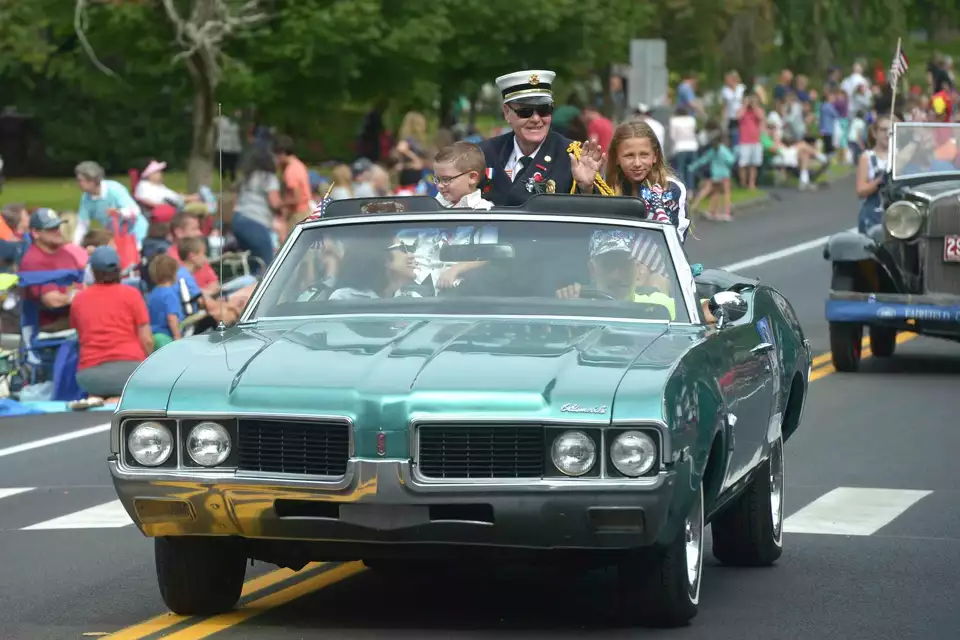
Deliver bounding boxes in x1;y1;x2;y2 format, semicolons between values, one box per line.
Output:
237;419;350;476
924;199;960;294
417;425;544;479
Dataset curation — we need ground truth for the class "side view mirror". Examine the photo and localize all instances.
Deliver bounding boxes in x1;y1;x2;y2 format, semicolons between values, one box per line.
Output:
708;291;748;329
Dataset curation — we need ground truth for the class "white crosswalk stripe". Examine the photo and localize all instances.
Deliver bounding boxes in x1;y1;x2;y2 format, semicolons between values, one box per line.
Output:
783;487;933;536
0;485;939;534
0;487;33;501
21;499;133;530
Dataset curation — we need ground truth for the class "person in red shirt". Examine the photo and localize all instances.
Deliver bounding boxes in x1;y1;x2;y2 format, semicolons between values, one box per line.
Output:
19;208;87;332
581;105;614;152
70;246;153;400
166;210;219;294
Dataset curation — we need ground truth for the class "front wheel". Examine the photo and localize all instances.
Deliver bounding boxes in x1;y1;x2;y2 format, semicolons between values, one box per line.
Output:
711;435;784;566
155;536;246;615
830;322;863;372
617;481;703;627
870;326;897;358
829;267;863;372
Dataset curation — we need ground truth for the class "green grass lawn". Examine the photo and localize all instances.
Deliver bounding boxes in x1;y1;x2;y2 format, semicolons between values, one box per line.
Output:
0;172;218;214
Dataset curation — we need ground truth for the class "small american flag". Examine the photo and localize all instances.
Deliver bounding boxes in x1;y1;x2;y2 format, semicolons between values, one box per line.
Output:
890;42;909;85
305;184;335;222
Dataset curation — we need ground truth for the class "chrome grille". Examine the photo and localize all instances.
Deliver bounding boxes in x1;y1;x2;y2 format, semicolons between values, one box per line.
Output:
237;419;350;476
924;200;960;294
417;425;544;479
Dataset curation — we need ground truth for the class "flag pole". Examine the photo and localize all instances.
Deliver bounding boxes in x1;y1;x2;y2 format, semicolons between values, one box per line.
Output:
887;37;903;171
889;37;902;122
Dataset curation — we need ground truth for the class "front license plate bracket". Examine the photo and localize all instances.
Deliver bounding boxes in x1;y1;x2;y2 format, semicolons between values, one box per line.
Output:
339;504;430;530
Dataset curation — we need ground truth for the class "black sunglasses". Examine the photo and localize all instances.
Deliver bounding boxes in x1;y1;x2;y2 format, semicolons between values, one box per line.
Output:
510;103;554;119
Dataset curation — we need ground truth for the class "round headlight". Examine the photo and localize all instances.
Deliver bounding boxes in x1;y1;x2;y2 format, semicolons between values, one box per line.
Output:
186;422;232;467
884;201;923;239
127;421;174;467
610;430;658;477
550;430;597;477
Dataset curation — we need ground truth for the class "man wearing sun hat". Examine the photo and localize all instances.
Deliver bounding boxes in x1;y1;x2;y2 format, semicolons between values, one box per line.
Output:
478;69;605;206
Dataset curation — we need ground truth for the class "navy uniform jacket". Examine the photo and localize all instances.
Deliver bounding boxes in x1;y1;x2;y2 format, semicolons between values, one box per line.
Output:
478;130;576;207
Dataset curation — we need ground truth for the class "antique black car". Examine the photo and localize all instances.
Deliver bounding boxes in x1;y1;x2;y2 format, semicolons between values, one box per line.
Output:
824;121;960;371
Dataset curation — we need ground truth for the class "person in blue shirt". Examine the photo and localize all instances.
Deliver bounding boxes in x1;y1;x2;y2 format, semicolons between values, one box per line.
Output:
72;160;149;248
146;254;187;348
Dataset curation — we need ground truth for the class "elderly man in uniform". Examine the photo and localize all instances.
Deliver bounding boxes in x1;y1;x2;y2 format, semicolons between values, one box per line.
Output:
479;69;604;206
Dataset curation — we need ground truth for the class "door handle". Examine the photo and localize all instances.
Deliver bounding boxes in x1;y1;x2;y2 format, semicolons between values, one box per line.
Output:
751;342;774;354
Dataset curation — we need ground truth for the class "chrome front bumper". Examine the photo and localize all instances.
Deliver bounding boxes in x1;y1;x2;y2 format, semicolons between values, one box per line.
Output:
110;457;678;551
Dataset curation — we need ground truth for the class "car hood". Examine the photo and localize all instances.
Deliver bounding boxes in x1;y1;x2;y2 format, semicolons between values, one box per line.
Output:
134;318;695;425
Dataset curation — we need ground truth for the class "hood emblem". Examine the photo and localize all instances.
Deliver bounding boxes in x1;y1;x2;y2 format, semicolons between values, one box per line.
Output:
561;403;608;415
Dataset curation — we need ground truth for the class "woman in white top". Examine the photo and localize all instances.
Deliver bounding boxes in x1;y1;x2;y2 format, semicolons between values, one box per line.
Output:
328;234;420;300
669;106;699;193
134;160;204;211
855;114;896;234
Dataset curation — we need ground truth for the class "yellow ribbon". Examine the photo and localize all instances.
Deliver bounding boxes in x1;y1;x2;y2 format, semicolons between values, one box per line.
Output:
567;141;615;195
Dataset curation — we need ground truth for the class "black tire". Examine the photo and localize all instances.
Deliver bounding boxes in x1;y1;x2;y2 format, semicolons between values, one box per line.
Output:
870;326;897;358
829;268;862;372
711;436;784;567
617;482;703;628
155;536;246;615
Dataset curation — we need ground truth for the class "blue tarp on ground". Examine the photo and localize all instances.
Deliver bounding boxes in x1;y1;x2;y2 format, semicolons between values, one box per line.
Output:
0;398;116;416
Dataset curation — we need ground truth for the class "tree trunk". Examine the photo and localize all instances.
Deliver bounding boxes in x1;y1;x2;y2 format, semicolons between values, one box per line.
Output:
186;55;216;192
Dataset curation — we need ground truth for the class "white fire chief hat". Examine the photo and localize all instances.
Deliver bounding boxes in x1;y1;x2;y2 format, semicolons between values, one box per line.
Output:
495;69;556;105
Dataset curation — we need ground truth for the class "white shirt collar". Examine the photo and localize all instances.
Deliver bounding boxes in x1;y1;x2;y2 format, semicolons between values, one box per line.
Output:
434;189;492;209
91;181;107;200
510;136;544;164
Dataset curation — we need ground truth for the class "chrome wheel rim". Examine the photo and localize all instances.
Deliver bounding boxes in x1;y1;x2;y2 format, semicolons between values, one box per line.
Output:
685;484;704;603
770;438;784;544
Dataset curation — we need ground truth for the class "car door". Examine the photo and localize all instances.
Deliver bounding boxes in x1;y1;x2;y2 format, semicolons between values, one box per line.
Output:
706;292;776;492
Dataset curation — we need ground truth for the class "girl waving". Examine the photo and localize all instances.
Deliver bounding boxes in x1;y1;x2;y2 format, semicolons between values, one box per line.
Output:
573;120;690;242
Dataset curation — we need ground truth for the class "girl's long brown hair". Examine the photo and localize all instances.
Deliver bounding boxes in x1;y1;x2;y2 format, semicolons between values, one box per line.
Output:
605;120;676;195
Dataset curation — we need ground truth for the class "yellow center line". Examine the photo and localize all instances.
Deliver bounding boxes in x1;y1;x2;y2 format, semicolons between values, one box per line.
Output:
103;562;325;639
810;331;917;381
160;562;366;640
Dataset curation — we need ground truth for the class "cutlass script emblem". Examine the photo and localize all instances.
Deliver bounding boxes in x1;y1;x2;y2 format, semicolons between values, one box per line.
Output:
561;403;608;414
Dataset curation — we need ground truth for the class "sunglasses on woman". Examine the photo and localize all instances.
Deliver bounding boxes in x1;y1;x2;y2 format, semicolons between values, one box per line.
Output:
510;103;554;119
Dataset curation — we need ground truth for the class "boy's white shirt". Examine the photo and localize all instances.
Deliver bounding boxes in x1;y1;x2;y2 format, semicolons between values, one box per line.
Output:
435;189;494;210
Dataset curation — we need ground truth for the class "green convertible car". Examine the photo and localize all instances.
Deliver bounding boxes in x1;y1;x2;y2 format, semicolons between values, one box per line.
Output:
110;194;811;627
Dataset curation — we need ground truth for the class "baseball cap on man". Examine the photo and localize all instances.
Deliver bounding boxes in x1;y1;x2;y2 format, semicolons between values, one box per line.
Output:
590;229;666;274
89;245;121;272
29;208;65;230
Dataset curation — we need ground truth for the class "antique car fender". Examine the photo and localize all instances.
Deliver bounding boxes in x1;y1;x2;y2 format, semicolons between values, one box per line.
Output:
823;229;878;263
823;229;905;293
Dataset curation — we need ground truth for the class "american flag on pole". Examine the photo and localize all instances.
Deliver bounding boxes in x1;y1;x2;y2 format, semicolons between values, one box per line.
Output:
890;42;909;86
305;184;335;222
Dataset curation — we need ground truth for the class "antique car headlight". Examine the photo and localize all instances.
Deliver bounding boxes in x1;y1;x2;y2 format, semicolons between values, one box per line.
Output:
550;430;597;476
186;422;232;467
127;421;174;467
610;430;658;477
884;201;923;240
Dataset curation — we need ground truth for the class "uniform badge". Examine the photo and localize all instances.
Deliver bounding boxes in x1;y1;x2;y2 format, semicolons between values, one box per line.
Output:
545;179;556;193
529;73;540;85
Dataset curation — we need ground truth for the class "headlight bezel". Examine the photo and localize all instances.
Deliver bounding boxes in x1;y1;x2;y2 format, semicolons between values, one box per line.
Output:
609;429;659;477
125;420;176;468
185;421;233;467
883;200;924;240
549;429;599;477
120;417;239;471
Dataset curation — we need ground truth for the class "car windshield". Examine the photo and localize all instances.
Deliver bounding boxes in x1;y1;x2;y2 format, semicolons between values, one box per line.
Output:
892;122;960;180
246;217;693;323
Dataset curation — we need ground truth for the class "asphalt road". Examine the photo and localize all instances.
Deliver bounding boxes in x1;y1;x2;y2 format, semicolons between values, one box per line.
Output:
2;176;959;639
